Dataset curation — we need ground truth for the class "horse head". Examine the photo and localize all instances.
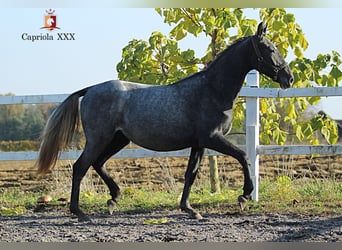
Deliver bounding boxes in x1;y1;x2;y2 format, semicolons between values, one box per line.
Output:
251;22;294;89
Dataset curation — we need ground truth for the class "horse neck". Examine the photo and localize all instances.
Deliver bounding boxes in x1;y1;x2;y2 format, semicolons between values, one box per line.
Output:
205;38;253;105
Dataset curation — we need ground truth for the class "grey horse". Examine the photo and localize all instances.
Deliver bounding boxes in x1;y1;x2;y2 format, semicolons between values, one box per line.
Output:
37;22;294;222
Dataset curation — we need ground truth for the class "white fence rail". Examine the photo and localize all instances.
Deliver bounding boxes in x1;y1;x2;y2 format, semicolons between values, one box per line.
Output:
1;71;342;201
2;87;342;105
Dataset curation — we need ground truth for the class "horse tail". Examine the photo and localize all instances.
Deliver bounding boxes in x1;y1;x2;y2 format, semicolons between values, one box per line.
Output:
36;87;90;175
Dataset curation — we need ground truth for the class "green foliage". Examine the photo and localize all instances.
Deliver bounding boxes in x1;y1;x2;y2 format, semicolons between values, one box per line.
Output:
116;32;199;85
23;105;45;140
259;8;308;58
0;98;57;142
275;175;295;194
257;178;342;214
116;8;342;146
0;140;40;152
1;206;27;216
0;188;36;216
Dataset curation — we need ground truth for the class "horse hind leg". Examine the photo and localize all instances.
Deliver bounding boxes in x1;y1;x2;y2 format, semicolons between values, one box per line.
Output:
70;133;124;221
180;147;204;219
92;131;130;215
70;148;100;222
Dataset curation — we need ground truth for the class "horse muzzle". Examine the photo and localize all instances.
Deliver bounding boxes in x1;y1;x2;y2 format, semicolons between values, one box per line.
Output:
277;67;294;89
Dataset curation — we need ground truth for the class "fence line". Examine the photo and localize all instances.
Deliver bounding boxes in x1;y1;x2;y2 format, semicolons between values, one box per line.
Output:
3;144;342;161
0;148;220;161
1;71;342;201
2;86;342;106
0;94;68;105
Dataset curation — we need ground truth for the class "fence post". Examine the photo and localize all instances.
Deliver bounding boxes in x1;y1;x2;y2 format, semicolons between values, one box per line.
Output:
245;70;260;201
209;155;221;193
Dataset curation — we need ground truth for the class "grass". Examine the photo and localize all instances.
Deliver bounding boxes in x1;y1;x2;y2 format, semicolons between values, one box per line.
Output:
252;177;342;215
1;176;341;217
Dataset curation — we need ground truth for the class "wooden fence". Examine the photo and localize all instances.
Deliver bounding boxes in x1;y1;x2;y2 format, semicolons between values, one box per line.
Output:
1;70;342;200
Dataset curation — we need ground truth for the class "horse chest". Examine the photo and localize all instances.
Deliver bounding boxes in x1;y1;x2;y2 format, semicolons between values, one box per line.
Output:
220;109;234;135
205;108;233;136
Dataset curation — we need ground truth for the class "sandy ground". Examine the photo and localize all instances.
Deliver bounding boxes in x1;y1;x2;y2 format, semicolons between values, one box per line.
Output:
1;154;341;242
0;209;341;242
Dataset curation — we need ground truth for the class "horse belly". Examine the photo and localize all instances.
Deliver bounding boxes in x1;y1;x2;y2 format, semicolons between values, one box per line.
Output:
121;114;194;151
132;135;191;152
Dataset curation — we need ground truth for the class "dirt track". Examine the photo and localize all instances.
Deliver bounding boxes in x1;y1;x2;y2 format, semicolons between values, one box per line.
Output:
0;210;341;242
1;154;342;242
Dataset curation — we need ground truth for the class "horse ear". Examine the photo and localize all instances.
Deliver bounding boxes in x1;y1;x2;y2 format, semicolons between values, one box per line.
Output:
256;22;267;38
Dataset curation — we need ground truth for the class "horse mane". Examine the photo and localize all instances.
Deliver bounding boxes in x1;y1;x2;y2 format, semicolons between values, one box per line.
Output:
204;36;250;70
174;36;251;85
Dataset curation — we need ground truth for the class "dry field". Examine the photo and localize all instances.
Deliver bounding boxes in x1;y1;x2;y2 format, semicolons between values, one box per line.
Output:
0;154;341;193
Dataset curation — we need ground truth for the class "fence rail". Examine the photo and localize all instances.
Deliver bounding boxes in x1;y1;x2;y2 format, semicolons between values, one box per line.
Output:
2;86;342;105
1;71;341;200
0;94;68;105
2;144;342;162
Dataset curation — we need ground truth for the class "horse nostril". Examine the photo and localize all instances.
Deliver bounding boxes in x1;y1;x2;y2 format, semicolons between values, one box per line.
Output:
289;76;294;84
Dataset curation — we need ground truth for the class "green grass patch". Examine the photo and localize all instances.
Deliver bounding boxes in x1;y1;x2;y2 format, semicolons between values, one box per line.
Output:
249;177;342;215
1;177;341;217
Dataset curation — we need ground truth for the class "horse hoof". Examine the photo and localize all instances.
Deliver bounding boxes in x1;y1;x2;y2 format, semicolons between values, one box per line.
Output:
194;213;203;220
107;199;116;215
189;211;203;220
238;195;248;210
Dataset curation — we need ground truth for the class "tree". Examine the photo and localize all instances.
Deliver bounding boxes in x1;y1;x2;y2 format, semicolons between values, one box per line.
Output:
0;94;25;141
116;8;341;146
22;105;45;140
0;93;57;142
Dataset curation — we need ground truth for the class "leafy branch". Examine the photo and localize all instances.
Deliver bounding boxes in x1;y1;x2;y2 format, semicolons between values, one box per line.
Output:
117;8;342;145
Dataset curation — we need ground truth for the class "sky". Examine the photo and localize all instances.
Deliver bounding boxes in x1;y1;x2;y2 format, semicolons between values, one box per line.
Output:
1;8;342;118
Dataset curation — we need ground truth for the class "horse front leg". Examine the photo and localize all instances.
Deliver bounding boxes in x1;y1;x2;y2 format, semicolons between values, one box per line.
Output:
204;134;253;210
180;147;204;219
